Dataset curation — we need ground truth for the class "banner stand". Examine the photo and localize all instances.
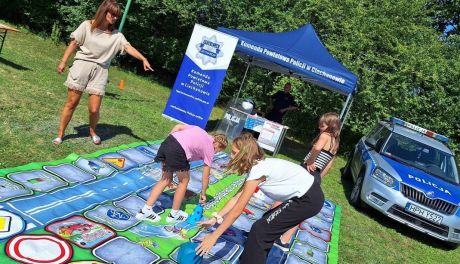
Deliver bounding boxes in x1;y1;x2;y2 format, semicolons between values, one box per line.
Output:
163;24;238;128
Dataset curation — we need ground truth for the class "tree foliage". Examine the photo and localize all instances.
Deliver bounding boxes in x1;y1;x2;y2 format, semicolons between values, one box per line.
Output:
426;0;460;36
1;0;459;154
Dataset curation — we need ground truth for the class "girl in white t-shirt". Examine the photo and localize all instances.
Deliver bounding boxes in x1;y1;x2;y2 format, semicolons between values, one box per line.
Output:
196;133;324;264
53;0;153;145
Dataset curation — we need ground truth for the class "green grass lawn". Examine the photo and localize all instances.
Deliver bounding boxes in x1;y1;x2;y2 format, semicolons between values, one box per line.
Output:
0;21;459;263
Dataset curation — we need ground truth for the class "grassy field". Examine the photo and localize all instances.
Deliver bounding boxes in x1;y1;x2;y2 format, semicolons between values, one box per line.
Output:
0;21;459;263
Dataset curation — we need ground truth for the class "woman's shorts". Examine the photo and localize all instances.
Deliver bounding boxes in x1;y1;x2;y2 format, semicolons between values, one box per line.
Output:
154;135;190;172
64;60;108;96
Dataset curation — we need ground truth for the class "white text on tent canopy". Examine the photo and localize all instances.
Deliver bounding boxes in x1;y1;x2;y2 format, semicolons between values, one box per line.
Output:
240;40;345;84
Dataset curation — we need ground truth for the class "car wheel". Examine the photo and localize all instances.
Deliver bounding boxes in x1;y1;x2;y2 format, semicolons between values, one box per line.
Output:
350;171;364;208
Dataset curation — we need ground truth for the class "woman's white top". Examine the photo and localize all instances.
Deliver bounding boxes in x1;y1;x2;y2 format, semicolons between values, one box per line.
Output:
246;158;314;202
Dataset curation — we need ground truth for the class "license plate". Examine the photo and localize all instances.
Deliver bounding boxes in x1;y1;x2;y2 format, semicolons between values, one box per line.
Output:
405;203;443;225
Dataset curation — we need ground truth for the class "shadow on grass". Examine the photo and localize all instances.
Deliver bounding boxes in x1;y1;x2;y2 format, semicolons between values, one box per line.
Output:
0;57;30;70
104;92;122;99
63;123;147;142
104;92;156;102
277;137;308;161
206;119;220;132
340;171;458;251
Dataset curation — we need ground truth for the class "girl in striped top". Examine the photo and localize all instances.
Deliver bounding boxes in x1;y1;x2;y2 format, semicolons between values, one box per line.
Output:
303;112;341;180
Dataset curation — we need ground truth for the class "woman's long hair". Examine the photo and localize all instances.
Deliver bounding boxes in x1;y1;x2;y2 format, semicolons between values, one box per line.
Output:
312;112;341;153
226;133;265;175
91;0;121;32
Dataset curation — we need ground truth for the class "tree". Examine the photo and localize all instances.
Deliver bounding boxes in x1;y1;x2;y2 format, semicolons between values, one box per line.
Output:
426;0;460;36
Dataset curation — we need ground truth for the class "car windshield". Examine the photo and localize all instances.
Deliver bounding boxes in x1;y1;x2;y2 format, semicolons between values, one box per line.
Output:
381;133;459;184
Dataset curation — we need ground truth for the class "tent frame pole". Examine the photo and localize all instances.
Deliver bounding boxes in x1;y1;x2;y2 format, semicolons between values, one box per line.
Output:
235;62;251;100
118;0;133;32
339;92;354;130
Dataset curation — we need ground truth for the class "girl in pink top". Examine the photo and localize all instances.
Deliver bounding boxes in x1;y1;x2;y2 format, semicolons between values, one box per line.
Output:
136;124;227;223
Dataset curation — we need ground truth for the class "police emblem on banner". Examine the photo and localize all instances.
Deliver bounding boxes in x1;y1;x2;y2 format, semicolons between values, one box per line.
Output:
196;36;224;65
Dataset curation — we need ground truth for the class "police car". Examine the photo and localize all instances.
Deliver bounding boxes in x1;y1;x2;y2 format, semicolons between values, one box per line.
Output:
343;117;460;244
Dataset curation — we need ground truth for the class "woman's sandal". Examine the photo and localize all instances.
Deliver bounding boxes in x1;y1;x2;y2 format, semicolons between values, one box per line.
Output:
52;137;63;145
92;135;101;145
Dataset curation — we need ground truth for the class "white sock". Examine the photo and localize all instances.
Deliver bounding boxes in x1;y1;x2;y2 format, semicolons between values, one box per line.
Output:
170;209;179;216
280;236;288;244
142;204;153;213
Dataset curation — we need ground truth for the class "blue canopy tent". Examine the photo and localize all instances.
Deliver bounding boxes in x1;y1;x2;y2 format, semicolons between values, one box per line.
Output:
218;23;358;125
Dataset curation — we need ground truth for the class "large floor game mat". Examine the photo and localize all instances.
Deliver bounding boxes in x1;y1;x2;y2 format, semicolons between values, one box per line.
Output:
0;141;341;264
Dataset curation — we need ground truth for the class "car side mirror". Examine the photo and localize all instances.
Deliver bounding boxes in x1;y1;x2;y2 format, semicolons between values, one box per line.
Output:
365;138;377;149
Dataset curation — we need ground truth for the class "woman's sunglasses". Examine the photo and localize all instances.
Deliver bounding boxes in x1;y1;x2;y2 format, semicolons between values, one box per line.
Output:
109;12;119;19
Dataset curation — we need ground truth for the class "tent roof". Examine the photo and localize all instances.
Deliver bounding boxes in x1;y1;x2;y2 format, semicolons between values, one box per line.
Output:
218;24;358;95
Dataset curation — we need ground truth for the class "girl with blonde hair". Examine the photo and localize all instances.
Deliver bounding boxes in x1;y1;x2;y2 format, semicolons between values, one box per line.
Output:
196;133;324;264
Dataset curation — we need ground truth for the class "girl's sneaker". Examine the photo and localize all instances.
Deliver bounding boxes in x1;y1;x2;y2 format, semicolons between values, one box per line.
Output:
166;210;188;223
135;210;160;223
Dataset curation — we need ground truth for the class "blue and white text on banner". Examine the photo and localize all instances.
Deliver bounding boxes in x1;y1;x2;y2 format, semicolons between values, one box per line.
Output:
163;24;238;128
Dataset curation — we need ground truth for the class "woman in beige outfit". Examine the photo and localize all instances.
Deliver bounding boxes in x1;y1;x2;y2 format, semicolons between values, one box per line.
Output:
54;0;153;145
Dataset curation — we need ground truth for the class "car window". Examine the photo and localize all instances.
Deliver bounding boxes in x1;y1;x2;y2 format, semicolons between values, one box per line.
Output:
367;124;384;141
368;125;391;151
445;155;459;184
382;133;459;184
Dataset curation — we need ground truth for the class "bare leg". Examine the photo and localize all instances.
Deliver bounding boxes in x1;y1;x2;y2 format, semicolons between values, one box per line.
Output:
172;170;190;210
145;170;173;206
57;89;83;138
281;226;298;243
88;94;102;137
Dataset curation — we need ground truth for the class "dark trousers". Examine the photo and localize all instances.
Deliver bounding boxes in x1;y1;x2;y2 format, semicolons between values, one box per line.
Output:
239;179;324;264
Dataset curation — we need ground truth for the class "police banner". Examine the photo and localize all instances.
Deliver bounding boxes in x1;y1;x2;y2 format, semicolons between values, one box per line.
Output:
163;24;238;128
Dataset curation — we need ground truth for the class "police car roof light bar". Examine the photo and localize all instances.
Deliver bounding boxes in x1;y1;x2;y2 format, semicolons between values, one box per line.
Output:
389;117;449;143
